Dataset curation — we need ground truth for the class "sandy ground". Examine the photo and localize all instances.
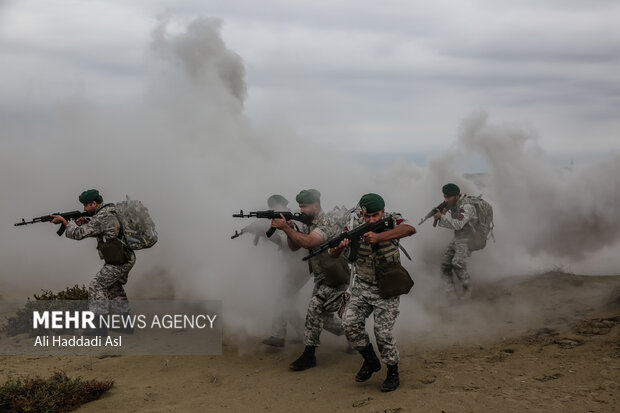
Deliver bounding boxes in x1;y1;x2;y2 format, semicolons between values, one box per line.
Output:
1;272;619;413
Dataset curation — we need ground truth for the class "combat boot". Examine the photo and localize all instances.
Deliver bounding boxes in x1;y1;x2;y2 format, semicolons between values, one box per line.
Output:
262;336;285;347
355;344;381;382
381;363;400;392
460;284;473;300
289;346;316;371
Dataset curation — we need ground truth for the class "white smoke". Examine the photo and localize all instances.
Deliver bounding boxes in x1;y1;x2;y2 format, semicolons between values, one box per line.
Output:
1;17;618;345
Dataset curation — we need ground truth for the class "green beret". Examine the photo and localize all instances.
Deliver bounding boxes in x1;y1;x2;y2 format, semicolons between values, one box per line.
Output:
268;194;288;209
79;189;99;205
296;189;321;204
359;193;385;213
442;183;460;197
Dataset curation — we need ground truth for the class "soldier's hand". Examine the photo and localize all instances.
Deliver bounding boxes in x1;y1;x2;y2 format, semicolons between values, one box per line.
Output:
75;217;87;226
50;215;68;226
329;238;349;257
271;214;290;230
433;209;443;221
363;231;382;244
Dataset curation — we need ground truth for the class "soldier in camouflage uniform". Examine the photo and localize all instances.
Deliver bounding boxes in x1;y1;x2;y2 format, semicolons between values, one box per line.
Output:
433;183;477;299
271;189;349;371
51;189;135;335
248;194;310;348
330;193;415;392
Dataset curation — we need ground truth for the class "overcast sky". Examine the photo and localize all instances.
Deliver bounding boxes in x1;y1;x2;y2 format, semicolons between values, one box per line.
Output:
1;0;618;159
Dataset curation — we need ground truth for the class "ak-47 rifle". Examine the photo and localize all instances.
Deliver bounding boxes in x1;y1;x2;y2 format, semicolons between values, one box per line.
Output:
232;210;315;238
418;201;448;227
15;210;89;236
302;215;395;262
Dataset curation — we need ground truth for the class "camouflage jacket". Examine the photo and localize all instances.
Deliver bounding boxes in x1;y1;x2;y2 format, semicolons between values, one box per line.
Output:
305;210;345;280
438;195;477;240
350;212;409;283
65;204;122;257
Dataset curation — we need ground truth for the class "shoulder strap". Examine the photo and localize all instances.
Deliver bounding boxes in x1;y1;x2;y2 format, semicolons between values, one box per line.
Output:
108;208;125;241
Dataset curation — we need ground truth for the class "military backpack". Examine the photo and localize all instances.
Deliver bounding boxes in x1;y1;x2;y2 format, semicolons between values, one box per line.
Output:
466;195;494;251
114;197;158;250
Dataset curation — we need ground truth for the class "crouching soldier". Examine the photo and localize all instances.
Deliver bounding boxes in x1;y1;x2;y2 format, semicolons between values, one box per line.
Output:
330;193;415;392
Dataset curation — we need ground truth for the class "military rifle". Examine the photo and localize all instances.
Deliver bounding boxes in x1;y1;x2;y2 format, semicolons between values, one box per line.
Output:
15;211;89;236
418;201;448;227
232;210;315;238
302;215;395;262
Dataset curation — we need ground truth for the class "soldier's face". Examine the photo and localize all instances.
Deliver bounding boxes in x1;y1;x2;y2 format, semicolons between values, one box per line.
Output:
83;202;98;214
299;202;321;217
443;194;459;208
363;209;385;224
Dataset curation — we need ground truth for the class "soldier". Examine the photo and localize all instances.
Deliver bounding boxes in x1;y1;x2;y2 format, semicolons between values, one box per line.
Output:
433;183;477;299
271;189;349;371
246;194;310;348
330;193;415;392
50;189;134;335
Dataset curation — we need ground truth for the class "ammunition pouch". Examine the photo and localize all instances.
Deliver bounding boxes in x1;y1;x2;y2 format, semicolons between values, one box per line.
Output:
98;238;130;265
375;261;414;298
318;255;350;287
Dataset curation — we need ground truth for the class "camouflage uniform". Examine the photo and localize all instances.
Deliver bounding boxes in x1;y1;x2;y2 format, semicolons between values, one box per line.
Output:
438;196;477;291
303;211;348;347
342;213;408;365
65;204;135;315
268;230;310;341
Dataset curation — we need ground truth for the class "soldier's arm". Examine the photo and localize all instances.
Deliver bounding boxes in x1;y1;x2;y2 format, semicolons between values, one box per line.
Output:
368;224;416;243
364;216;416;243
65;217;102;240
438;204;475;231
281;225;325;250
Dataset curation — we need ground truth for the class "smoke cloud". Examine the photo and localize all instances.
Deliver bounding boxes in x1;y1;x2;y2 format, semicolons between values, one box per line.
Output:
1;17;618;344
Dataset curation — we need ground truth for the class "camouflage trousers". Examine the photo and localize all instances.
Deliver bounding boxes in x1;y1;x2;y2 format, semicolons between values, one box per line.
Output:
271;269;311;340
342;278;400;365
440;238;471;291
304;278;348;346
89;252;136;316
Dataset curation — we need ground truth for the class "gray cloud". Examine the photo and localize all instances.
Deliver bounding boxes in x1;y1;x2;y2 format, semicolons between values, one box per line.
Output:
1;16;619;345
1;0;618;153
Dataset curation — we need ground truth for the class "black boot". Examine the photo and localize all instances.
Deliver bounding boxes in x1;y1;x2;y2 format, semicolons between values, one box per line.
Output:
289;346;317;371
355;344;381;382
262;336;285;347
381;364;400;392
